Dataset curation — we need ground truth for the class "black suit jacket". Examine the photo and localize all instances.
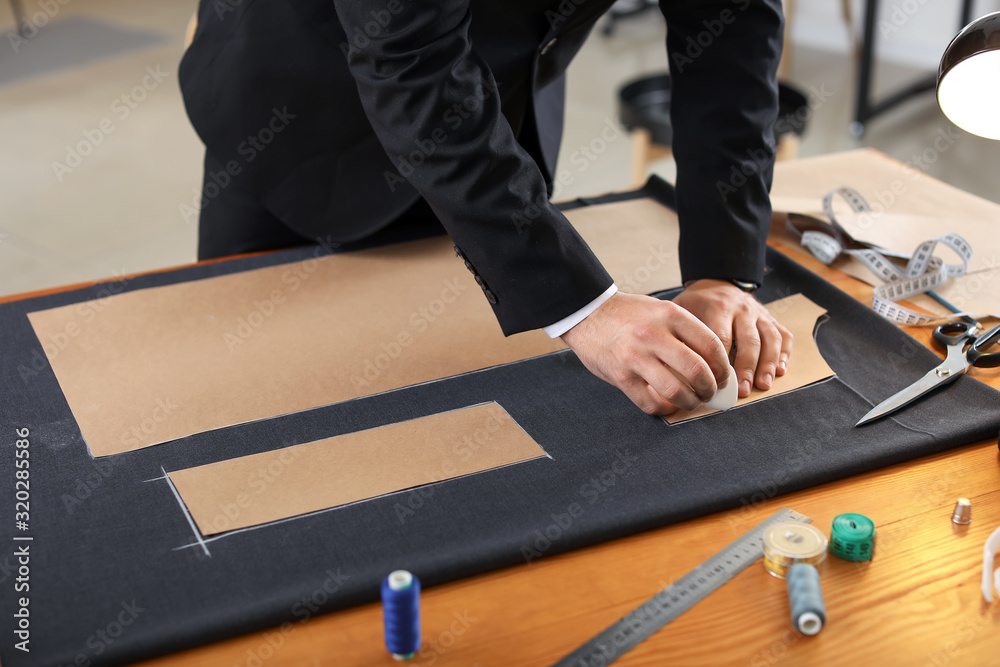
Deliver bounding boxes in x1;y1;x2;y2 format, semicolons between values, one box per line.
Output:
179;0;782;335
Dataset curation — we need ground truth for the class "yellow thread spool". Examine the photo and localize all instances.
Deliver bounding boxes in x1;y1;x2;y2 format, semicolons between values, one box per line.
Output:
762;522;828;578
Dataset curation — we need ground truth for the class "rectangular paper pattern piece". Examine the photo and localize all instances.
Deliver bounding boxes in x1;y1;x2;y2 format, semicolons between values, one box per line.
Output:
27;198;682;456
169;403;546;535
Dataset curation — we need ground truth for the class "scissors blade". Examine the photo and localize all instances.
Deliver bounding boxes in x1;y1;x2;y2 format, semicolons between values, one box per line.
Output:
855;364;963;426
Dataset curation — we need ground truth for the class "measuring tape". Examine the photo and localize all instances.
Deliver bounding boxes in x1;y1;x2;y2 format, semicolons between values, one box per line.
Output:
829;513;876;562
551;507;812;667
791;187;981;326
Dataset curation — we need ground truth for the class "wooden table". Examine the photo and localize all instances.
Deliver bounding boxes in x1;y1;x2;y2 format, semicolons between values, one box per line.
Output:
6;223;999;667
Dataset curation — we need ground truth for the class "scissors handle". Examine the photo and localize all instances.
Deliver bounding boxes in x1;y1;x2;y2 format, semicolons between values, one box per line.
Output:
932;322;978;349
968;322;1000;368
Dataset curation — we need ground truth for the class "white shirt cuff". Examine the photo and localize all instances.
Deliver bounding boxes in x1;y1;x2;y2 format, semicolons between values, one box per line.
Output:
542;283;618;338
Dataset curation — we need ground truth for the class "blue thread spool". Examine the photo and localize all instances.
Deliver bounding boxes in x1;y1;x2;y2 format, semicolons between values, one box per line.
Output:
382;570;421;660
786;563;825;635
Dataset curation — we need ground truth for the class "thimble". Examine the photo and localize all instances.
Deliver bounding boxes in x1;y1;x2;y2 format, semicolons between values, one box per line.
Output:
951;498;972;525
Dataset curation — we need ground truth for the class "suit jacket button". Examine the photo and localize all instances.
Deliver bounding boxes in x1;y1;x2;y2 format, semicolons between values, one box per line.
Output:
484;289;498;304
454;245;465;259
540;38;557;55
475;275;485;288
465;260;474;271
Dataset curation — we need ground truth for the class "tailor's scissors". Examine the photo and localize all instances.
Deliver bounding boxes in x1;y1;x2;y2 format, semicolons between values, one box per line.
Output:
856;321;1000;426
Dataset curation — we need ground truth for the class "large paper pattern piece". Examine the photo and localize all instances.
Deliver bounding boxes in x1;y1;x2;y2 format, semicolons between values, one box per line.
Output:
27;198;682;457
169;403;546;535
666;294;834;423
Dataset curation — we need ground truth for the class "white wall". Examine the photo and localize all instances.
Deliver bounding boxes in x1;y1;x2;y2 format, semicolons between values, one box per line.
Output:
790;0;1000;69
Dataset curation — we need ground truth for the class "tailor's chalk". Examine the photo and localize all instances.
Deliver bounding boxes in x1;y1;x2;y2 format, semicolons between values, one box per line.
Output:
705;365;739;411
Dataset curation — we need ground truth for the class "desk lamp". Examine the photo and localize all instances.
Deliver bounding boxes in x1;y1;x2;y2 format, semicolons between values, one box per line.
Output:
937;11;1000;139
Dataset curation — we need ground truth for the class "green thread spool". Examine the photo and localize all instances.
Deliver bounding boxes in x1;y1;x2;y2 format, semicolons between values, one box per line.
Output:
829;513;876;562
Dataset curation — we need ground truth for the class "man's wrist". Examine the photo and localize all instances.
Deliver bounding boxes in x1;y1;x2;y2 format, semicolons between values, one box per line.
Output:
684;278;759;293
727;278;759;293
543;284;618;338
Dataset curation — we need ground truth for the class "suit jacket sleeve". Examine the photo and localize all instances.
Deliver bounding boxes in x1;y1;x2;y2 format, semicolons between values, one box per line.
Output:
332;0;613;336
660;0;783;286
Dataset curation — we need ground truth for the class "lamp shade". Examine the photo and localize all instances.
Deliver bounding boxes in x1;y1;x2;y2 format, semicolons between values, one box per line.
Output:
937;11;1000;140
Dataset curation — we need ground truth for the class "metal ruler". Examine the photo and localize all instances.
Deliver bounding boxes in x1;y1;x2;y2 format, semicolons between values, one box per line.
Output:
552;507;812;667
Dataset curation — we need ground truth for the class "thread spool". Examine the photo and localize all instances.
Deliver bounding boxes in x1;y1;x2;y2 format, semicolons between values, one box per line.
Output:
762;522;828;578
787;563;825;635
829;513;876;562
382;570;421;660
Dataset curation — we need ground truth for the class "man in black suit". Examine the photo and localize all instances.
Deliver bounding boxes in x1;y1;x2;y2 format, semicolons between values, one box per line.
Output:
179;0;792;416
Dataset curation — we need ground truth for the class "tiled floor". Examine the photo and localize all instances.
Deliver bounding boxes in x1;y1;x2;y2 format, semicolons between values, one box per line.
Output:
2;1;997;297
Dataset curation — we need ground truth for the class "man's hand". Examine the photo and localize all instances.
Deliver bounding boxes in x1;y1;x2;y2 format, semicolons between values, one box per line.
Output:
561;292;731;415
672;279;793;398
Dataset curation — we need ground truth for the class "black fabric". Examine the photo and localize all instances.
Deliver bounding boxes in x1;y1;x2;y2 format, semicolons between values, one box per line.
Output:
2;181;999;667
179;0;783;335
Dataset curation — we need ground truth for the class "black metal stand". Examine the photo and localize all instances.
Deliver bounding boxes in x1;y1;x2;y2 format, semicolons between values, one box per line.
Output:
851;0;976;136
9;0;32;37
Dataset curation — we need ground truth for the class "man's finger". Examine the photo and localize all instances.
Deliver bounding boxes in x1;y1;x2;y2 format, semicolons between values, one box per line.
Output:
619;374;675;415
777;324;794;377
644;384;679;415
754;319;781;390
646;360;705;411
655;342;719;405
669;315;730;391
733;317;762;397
703;314;734;353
